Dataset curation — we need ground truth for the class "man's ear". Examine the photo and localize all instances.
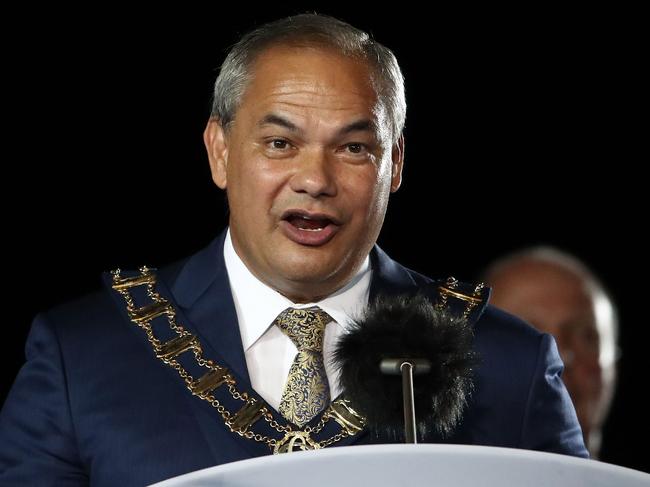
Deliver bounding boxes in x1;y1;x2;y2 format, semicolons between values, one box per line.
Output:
203;118;229;189
390;134;405;193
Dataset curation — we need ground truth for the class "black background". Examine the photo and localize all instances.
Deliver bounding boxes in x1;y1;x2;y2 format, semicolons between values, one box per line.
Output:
3;4;646;473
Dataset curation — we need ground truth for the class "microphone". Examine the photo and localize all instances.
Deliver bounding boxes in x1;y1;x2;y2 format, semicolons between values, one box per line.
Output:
333;292;476;441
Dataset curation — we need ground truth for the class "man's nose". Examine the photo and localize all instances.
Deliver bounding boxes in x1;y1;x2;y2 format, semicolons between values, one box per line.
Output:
289;148;337;198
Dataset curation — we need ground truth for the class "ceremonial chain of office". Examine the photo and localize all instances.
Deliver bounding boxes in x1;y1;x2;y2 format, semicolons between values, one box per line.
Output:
111;267;366;454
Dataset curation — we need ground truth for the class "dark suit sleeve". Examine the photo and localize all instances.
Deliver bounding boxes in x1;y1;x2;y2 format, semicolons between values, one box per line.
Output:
519;333;589;457
0;313;88;485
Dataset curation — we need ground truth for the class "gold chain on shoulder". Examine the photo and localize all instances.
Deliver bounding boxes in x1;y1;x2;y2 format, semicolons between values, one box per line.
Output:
437;276;485;319
111;266;365;453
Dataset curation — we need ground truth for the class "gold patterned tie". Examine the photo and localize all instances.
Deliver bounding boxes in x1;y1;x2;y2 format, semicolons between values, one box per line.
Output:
275;307;332;427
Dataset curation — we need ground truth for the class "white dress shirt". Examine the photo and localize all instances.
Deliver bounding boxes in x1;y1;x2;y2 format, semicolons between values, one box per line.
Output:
223;229;371;411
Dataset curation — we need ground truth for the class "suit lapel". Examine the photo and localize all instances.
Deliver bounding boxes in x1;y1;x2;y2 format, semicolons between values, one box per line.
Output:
167;231;251;386
162;233;304;450
368;244;419;300
104;233;273;462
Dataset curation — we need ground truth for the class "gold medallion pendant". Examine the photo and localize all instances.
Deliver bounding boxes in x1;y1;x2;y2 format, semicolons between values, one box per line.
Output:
273;431;321;454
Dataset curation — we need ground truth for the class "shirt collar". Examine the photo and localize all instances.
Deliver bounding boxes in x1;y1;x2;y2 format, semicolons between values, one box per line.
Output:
223;228;371;351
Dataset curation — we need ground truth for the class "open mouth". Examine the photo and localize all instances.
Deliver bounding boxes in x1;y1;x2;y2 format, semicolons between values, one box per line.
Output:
280;210;341;246
286;214;333;231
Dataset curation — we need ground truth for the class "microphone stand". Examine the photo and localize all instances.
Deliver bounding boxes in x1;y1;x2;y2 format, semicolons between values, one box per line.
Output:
380;358;431;444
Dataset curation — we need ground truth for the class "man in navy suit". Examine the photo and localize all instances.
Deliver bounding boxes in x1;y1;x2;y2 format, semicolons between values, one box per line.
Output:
0;13;587;486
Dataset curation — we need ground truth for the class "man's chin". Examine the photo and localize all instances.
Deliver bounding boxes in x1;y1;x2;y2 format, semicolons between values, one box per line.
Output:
280;266;339;287
272;261;347;301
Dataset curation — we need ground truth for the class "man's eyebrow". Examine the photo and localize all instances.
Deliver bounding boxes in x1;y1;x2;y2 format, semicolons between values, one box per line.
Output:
258;114;301;133
257;114;378;137
337;119;377;137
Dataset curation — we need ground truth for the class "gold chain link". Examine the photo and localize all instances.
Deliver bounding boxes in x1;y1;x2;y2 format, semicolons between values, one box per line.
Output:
110;267;363;452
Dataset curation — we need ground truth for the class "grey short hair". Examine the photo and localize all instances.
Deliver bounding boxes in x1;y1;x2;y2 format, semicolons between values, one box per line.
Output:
210;13;406;144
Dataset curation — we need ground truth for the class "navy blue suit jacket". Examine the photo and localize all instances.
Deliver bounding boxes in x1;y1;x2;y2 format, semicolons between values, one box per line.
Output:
0;231;587;485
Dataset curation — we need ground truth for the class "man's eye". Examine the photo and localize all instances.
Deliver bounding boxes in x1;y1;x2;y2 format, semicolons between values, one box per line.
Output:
346;143;365;154
263;138;296;158
271;139;289;149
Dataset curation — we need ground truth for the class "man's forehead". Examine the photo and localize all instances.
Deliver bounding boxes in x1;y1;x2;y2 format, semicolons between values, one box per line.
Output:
247;44;376;98
238;45;390;139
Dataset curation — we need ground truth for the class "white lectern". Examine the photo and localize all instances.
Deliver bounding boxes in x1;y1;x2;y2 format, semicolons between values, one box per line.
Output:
150;444;649;487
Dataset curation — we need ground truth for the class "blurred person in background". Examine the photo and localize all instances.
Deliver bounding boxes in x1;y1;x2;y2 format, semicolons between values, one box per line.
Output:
483;246;618;457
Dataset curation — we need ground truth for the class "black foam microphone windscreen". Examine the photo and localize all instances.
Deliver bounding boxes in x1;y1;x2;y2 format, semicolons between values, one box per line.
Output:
333;293;476;440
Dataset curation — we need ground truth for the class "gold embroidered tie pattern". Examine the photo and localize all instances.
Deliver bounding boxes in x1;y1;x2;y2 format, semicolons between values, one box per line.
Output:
276;307;332;427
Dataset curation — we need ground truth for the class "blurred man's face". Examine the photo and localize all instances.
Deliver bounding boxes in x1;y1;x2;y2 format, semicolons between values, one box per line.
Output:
204;45;403;302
